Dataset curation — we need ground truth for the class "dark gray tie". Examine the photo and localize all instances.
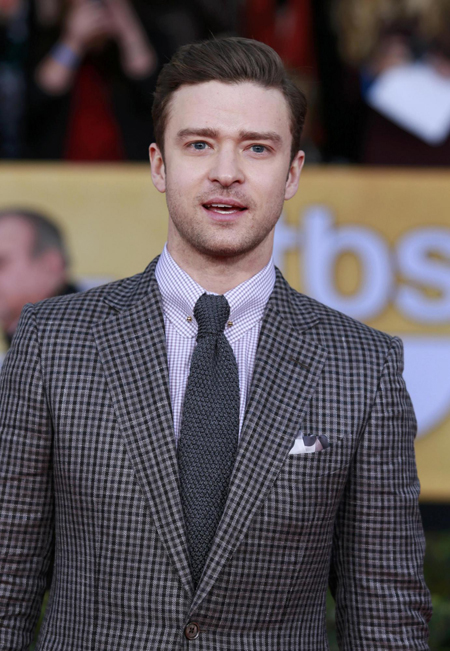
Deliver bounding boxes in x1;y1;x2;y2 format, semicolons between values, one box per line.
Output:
177;293;240;587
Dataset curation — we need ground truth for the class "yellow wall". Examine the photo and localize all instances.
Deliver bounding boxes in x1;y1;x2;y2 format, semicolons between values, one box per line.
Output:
1;164;449;500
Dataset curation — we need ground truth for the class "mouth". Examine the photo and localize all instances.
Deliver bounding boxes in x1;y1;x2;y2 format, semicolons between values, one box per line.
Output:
202;201;248;217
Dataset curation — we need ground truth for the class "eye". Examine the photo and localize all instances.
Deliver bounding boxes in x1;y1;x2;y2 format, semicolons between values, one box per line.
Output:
189;141;210;151
250;144;268;154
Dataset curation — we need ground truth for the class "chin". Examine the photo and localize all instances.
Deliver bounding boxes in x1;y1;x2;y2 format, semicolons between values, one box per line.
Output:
193;236;266;260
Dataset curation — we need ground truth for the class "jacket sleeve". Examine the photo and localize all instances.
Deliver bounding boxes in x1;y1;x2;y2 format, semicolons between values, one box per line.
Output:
0;305;54;651
329;336;432;650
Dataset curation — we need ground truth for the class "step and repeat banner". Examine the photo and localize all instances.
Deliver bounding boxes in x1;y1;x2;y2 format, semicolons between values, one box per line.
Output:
1;164;449;500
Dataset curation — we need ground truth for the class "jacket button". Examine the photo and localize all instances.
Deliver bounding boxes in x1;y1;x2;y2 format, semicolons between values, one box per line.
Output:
184;622;200;640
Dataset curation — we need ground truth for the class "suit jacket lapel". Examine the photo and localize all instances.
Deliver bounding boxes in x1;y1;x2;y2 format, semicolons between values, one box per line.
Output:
92;262;326;607
190;271;328;613
93;261;193;597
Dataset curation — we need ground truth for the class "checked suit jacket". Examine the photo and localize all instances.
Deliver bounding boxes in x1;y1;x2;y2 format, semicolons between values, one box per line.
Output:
0;258;431;650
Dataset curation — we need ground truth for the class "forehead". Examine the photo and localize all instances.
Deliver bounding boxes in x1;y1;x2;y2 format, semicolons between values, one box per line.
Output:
165;81;291;142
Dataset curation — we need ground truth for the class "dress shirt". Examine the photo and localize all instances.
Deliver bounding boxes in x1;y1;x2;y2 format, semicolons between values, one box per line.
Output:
155;245;276;440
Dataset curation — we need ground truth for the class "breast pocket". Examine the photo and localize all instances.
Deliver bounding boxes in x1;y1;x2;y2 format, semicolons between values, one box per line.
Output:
271;438;350;525
284;438;347;481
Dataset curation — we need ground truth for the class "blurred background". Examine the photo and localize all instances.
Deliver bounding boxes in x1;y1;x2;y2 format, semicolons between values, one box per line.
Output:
0;0;449;647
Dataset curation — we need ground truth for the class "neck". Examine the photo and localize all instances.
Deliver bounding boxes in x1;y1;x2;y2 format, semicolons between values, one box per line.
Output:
166;241;273;294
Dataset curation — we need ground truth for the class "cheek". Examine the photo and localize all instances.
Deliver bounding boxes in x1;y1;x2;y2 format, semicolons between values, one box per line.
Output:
166;168;202;208
252;175;287;216
250;166;287;195
2;261;38;297
166;157;202;186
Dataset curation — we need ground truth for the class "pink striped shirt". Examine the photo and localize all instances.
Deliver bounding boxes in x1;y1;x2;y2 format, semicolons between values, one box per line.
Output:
155;245;276;439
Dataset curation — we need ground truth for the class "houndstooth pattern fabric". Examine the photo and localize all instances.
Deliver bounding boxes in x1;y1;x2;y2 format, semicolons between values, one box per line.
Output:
0;258;432;650
178;294;240;587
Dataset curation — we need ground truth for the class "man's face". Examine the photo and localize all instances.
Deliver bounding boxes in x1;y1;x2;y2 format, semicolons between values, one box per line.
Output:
150;81;304;265
0;217;58;334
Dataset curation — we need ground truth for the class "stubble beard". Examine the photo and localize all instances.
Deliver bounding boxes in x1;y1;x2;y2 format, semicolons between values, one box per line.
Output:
166;185;285;261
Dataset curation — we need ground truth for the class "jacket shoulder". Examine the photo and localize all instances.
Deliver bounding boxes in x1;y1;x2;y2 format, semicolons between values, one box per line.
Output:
31;269;148;327
287;283;395;351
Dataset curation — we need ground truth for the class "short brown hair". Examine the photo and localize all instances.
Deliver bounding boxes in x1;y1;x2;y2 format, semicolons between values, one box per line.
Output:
152;37;307;162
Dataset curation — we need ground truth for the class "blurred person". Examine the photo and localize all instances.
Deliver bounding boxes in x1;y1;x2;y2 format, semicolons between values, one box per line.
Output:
0;208;76;347
2;0;231;161
0;37;431;650
25;0;169;160
332;0;450;165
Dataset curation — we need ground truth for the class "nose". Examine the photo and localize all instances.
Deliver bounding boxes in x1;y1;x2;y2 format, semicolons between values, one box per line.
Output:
208;146;244;187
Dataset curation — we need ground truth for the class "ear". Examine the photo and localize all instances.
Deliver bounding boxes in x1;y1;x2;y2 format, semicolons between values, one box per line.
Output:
149;142;166;193
284;150;305;201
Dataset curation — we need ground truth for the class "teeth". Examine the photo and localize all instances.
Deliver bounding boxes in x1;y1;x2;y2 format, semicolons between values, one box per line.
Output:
207;203;245;211
203;202;246;214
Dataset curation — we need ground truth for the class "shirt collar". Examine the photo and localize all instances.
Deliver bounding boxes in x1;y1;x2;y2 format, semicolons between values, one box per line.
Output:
155;244;275;341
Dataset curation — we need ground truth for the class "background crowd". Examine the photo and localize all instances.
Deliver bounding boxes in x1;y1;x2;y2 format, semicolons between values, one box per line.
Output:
1;0;449;648
1;0;450;164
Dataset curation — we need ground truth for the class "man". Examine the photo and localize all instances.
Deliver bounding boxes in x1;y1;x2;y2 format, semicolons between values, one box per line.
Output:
0;208;77;348
0;38;431;650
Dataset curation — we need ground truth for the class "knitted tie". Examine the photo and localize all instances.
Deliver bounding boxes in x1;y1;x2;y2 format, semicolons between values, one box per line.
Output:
178;293;240;587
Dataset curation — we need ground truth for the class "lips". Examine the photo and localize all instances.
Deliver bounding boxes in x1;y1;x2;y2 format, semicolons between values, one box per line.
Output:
202;199;248;215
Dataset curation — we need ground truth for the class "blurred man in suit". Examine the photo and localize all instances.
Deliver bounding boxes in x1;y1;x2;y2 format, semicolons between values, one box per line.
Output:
0;208;76;348
0;38;431;650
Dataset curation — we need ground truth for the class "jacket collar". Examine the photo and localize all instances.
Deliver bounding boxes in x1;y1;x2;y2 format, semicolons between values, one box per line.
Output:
101;257;321;336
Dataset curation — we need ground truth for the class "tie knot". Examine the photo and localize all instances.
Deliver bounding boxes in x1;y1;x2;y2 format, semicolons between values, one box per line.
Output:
194;293;230;338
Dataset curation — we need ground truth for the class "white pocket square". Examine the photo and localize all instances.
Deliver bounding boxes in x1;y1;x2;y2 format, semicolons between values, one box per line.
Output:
288;433;330;455
288;438;316;455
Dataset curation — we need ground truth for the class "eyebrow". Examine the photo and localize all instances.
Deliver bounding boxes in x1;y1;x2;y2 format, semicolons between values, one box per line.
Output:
176;128;282;145
239;130;282;145
176;128;218;141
